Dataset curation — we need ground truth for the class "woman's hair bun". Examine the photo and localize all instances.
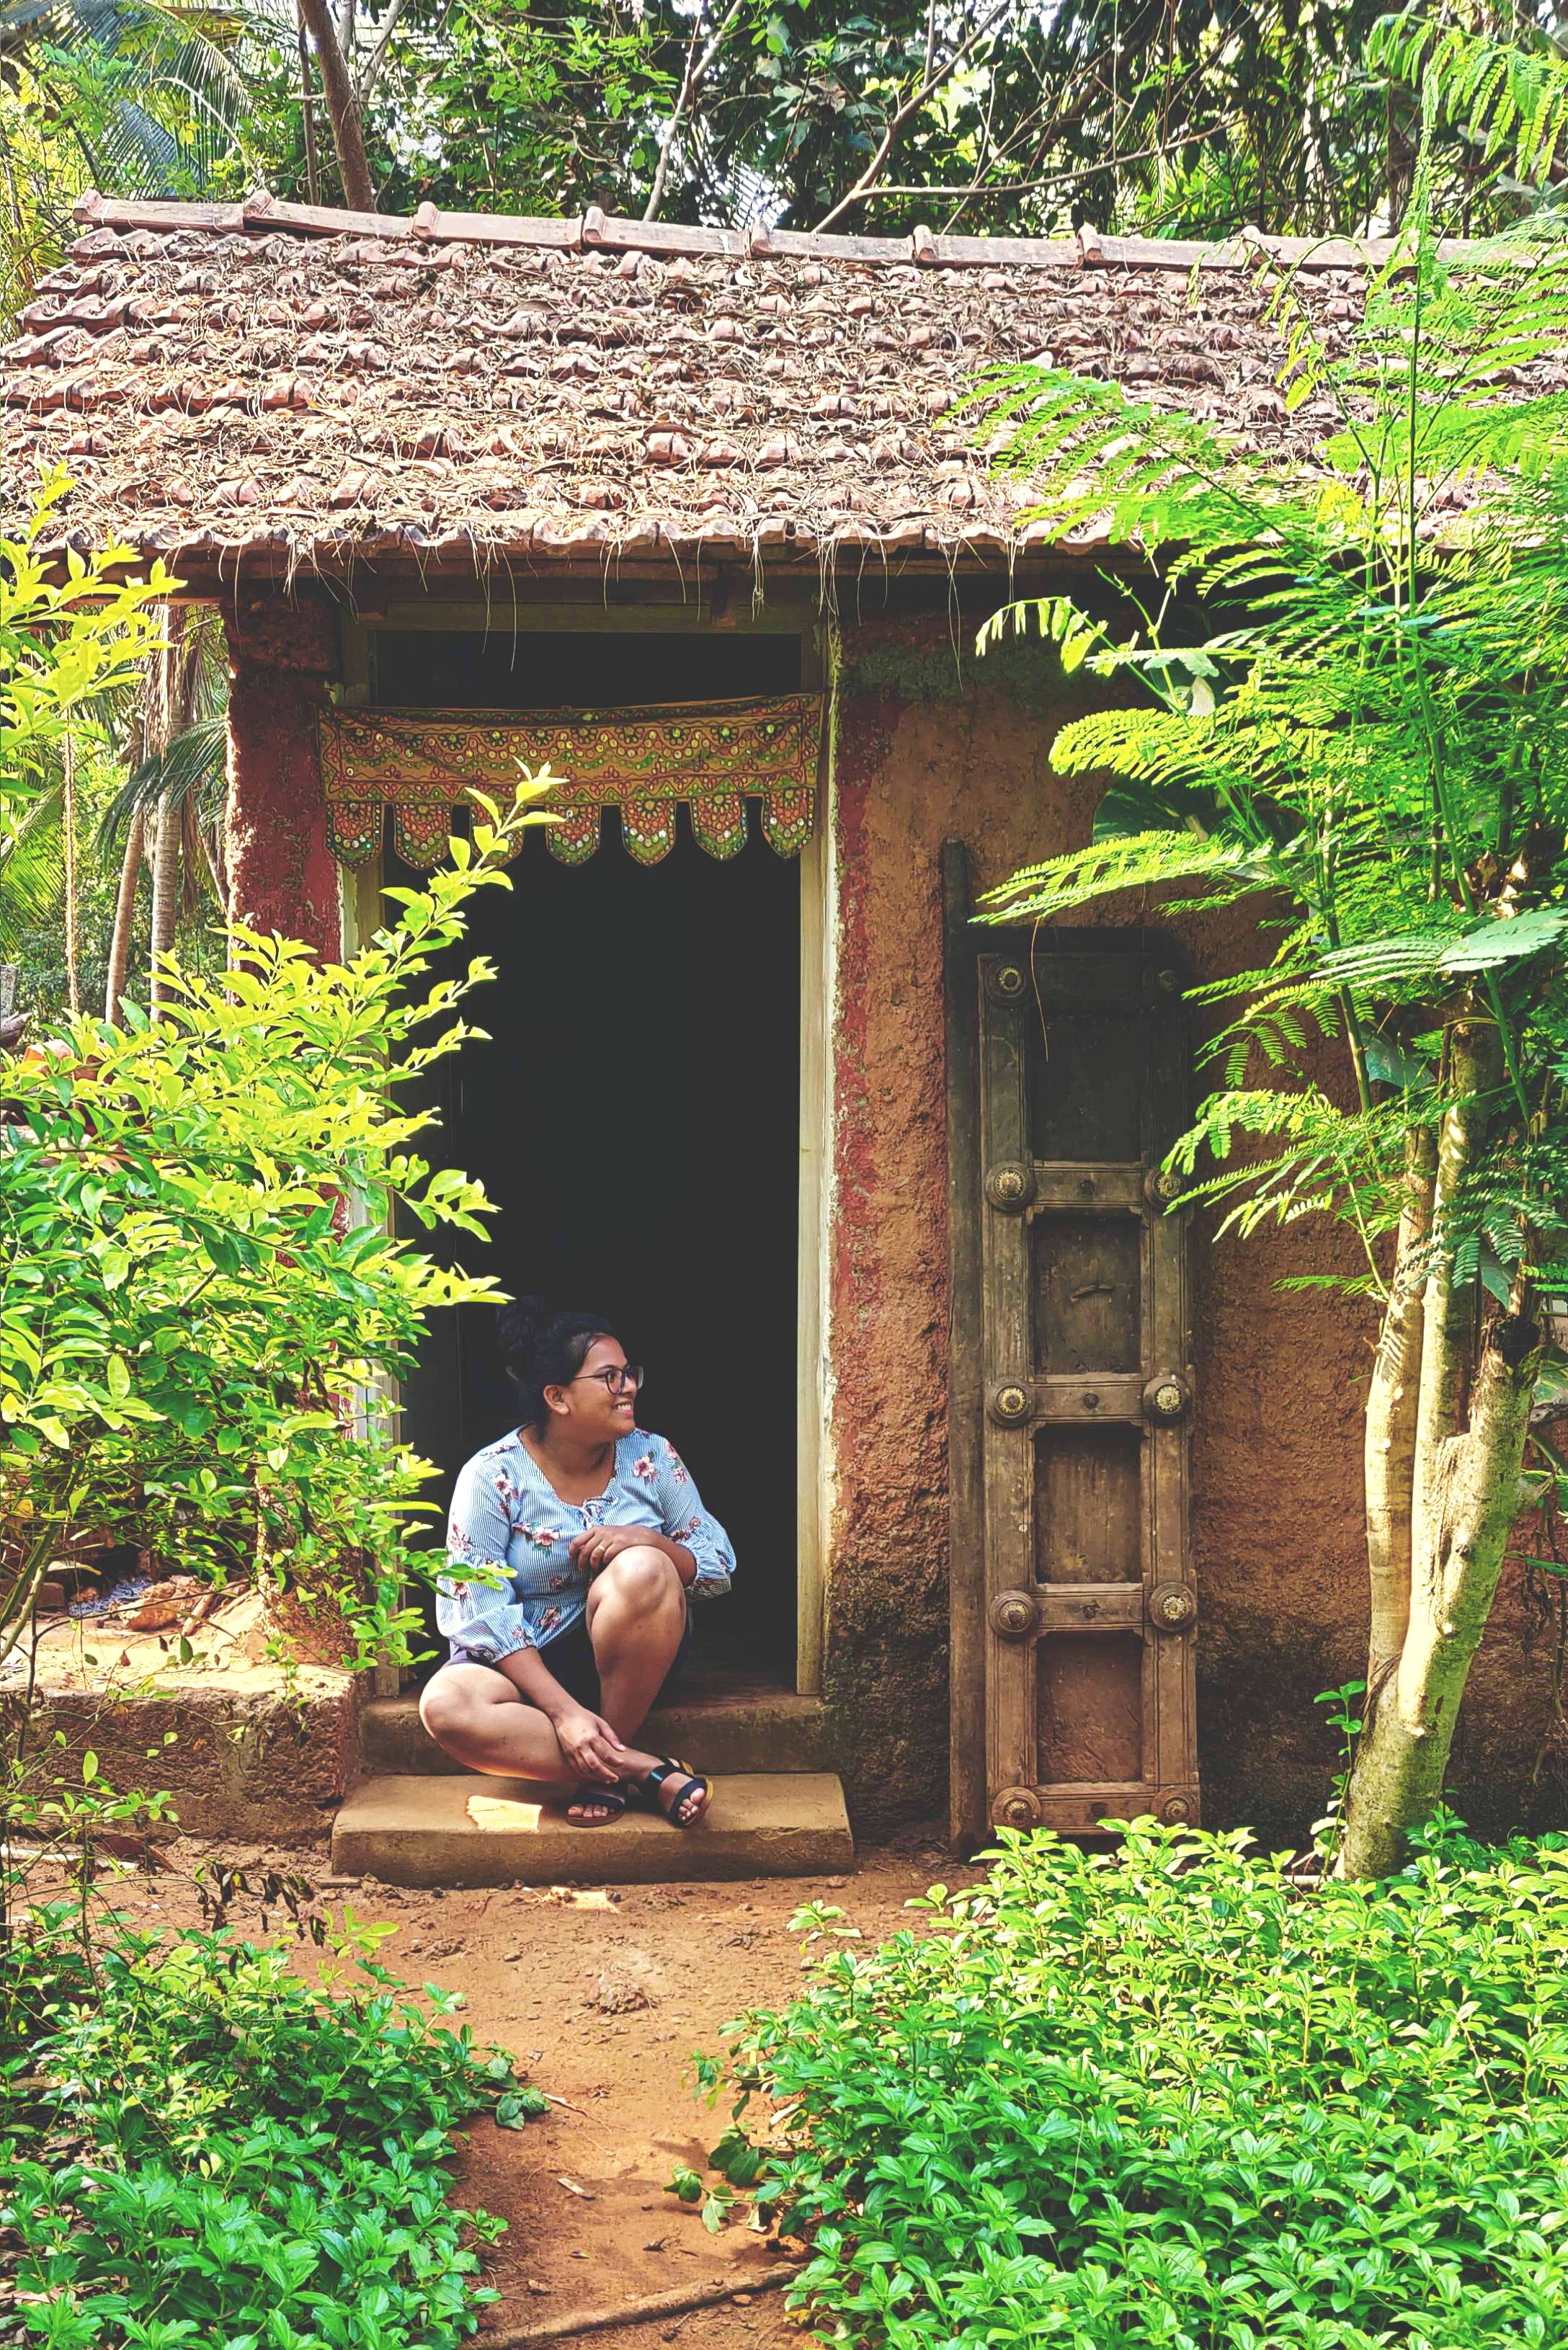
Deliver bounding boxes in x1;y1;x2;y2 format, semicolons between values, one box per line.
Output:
497;1296;618;1425
496;1294;547;1369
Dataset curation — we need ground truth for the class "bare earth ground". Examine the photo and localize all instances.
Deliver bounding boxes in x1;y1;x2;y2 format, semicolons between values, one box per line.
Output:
40;1832;992;2349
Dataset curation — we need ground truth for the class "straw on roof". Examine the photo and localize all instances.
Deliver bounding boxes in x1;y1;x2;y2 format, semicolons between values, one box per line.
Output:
0;190;1500;578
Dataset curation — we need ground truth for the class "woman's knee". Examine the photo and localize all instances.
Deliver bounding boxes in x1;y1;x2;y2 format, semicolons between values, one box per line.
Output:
599;1545;682;1614
420;1665;493;1748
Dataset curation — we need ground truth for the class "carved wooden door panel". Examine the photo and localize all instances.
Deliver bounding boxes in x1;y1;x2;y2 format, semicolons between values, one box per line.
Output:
978;940;1198;1834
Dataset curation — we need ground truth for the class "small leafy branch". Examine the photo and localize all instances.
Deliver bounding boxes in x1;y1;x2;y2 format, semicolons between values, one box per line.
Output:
0;773;558;1689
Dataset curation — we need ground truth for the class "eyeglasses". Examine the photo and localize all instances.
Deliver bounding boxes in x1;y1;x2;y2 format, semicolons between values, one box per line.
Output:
569;1363;644;1395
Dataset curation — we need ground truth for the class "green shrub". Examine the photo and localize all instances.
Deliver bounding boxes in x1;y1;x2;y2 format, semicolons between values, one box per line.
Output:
5;1926;514;2348
729;1821;1568;2349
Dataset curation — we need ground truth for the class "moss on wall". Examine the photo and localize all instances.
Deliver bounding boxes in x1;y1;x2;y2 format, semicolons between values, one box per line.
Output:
838;618;1078;713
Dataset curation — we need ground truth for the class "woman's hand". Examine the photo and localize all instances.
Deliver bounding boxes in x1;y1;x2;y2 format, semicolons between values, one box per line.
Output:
551;1705;630;1785
570;1523;671;1577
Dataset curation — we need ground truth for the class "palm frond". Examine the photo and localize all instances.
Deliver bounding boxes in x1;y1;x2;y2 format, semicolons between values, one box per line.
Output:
0;778;65;955
95;712;226;858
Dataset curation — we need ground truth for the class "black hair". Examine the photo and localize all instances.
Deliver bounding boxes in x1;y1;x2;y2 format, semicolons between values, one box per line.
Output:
497;1296;617;1427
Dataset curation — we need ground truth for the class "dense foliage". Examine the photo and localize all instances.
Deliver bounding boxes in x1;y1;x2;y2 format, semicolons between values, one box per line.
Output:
9;0;1568;310
729;1823;1568;2349
4;1917;520;2346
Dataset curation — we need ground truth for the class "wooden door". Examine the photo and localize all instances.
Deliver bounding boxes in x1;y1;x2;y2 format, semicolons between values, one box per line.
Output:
976;938;1198;1835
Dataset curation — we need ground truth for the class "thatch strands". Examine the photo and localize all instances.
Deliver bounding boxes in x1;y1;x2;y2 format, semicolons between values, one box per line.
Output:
6;195;1553;577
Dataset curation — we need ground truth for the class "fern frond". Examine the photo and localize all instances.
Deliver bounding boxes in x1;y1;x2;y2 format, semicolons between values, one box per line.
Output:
976;829;1262;925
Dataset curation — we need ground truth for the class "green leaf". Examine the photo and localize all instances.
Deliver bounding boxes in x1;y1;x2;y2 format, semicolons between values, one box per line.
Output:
1438;905;1568;972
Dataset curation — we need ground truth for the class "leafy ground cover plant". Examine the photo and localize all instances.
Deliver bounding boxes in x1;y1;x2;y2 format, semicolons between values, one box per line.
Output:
725;1822;1568;2350
3;1915;520;2348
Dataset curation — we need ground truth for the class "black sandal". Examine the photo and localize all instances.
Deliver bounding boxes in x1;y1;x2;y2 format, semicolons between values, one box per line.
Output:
629;1755;710;1830
567;1780;628;1825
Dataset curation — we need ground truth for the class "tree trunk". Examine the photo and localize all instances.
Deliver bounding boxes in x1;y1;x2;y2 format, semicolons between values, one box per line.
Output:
144;605;199;1011
147;793;179;1009
295;0;375;211
1339;1014;1531;1878
1339;1309;1540;1877
1363;1121;1437;1685
102;808;144;1024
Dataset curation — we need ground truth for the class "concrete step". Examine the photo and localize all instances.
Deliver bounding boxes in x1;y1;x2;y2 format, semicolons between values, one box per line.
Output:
331;1771;852;1888
361;1688;832;1778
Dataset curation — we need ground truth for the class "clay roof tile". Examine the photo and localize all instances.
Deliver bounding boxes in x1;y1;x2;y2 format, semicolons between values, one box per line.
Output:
8;192;1538;573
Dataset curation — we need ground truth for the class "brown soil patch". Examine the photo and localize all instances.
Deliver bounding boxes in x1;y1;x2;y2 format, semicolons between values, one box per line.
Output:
35;1832;988;2348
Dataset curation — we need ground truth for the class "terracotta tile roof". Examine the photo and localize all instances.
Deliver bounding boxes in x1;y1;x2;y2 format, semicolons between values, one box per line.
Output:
0;190;1499;576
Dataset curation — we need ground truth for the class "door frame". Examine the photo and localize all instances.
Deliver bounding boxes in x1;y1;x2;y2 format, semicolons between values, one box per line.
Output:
338;597;832;1699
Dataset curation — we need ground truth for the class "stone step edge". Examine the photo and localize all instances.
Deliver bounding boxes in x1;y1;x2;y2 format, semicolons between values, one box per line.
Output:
331;1768;852;1887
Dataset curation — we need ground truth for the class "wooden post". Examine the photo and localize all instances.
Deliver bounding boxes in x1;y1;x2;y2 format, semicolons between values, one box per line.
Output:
943;841;987;1851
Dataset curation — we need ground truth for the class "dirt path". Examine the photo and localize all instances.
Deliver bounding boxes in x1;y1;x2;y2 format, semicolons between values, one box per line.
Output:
72;1832;988;2348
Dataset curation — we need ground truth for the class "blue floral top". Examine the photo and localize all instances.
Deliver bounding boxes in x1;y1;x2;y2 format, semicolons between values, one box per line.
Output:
439;1427;735;1663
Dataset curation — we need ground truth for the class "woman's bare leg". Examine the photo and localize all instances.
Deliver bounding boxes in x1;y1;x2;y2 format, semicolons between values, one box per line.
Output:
419;1644;681;1828
419;1663;576;1783
587;1548;709;1824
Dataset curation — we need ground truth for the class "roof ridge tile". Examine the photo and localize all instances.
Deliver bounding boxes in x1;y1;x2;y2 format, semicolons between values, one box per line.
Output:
68;190;1456;272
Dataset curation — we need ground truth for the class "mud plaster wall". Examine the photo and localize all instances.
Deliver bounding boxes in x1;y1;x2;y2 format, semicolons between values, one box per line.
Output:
224;592;342;958
824;617;1566;1844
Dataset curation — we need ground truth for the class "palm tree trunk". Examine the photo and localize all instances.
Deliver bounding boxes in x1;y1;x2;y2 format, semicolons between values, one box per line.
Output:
148;793;179;1009
103;807;144;1025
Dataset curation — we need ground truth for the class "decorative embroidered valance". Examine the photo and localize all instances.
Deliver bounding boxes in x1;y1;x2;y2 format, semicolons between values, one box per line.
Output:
317;695;822;868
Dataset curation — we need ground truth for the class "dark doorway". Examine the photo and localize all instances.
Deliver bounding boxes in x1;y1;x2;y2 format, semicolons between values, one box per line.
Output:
371;628;801;708
396;814;801;1686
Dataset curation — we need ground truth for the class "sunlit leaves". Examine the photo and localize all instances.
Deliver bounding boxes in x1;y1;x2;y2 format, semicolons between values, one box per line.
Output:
723;1822;1568;2347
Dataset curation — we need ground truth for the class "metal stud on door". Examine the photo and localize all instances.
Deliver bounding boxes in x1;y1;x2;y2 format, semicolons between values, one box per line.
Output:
978;941;1198;1834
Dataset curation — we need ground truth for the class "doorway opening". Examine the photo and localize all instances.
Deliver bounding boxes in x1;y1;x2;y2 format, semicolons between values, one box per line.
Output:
395;812;802;1690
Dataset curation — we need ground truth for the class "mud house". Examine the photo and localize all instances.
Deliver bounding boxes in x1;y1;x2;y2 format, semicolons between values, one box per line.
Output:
9;190;1562;1865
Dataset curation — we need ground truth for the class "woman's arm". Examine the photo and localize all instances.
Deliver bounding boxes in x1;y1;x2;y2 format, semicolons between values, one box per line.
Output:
571;1522;698;1583
439;1457;538;1663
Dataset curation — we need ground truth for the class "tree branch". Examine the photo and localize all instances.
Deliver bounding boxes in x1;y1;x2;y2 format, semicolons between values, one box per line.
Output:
814;0;1015;233
356;0;408;107
643;0;747;225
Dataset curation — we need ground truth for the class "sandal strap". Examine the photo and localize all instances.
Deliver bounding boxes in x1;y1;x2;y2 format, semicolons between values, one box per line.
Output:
638;1756;709;1825
573;1780;628;1815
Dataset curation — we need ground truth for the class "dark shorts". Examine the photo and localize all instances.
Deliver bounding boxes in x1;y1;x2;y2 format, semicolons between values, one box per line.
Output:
455;1611;692;1714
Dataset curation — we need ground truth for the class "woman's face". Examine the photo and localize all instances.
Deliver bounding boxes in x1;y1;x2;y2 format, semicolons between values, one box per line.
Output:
549;1334;638;1441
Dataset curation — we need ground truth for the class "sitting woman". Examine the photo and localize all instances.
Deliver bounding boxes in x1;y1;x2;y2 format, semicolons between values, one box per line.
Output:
420;1299;733;1828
